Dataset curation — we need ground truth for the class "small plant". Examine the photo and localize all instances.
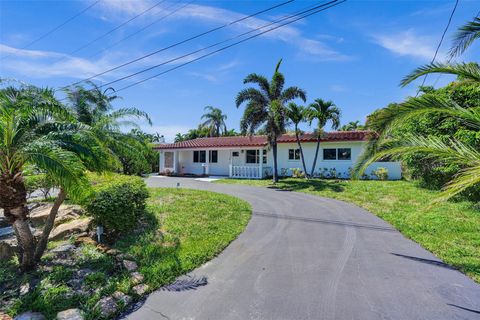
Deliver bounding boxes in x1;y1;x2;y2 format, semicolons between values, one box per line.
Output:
290;168;305;178
328;168;337;179
280;168;289;177
372;167;389;180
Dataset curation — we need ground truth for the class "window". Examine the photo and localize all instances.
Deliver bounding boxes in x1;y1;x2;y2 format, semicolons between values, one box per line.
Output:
323;148;352;160
323;148;337;160
193;150;206;163
263;149;267;164
338;148;351;160
209;150;218;163
288;149;301;160
232;151;239;157
246;150;258;164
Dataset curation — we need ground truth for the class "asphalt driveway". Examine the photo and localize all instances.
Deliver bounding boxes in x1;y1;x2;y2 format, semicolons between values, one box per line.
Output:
125;176;480;320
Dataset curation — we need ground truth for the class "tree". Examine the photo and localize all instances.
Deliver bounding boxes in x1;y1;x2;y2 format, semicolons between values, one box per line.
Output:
236;59;306;182
286;102;309;178
354;17;480;201
340;120;365;131
0;83;103;271
306;99;341;177
64;81;153;175
201;106;227;137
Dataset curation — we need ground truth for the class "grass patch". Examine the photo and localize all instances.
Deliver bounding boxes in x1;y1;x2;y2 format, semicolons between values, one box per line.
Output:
116;188;251;288
216;178;480;283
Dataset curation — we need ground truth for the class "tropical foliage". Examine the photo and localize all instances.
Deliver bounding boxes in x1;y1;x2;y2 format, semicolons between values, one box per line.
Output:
286;102;309;178
0;81;106;270
201;106;228;137
306;99;341;177
236;59;306;182
340;120;365;131
355;16;480;202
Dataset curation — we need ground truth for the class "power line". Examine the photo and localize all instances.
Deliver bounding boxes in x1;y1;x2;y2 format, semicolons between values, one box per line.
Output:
416;0;459;96
86;0;194;60
115;0;345;93
98;0;336;90
1;0;101;59
59;0;168;60
66;0;295;88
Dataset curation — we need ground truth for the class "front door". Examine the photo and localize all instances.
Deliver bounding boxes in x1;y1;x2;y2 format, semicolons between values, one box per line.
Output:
231;150;242;166
164;152;174;171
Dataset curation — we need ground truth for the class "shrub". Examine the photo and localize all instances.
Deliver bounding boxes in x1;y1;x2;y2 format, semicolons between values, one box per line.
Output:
82;173;149;240
24;174;54;199
372;167;389;180
290;168;305;178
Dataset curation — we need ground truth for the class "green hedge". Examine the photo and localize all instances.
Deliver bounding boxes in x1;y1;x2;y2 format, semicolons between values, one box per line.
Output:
83;173;149;239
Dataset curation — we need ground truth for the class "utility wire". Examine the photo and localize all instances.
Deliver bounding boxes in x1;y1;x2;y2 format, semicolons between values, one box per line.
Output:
59;0;168;60
66;0;295;87
415;0;459;96
98;0;337;90
86;0;194;60
115;0;345;93
1;0;101;59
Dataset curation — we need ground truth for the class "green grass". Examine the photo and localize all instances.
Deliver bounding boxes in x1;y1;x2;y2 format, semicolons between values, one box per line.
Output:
216;178;480;283
2;188;251;319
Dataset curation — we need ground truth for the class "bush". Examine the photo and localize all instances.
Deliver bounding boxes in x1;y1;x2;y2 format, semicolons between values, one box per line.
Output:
83;173;149;239
24;174;54;199
372;167;389;180
290;168;305;178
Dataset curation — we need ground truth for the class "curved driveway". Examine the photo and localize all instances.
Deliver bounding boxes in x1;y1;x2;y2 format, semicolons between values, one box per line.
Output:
126;176;480;320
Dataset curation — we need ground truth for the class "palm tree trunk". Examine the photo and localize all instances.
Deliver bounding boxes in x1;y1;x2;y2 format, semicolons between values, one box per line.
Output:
272;140;279;183
310;135;321;177
295;128;309;179
34;188;66;261
11;206;36;271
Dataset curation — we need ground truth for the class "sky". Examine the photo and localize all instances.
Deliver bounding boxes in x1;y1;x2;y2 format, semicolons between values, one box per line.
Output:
1;0;479;142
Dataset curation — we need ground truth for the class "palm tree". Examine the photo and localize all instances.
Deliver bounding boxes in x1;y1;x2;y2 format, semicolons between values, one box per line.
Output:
306;99;341;177
340;120;365;131
64;82;152;174
0;83;102;271
354;17;480;201
286;102;309;178
201;106;227;137
236;59;306;183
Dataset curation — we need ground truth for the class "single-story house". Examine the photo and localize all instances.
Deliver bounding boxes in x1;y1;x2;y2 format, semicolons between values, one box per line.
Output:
153;131;402;180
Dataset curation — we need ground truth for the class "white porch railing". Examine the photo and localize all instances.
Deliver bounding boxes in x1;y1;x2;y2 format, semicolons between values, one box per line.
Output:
229;165;272;179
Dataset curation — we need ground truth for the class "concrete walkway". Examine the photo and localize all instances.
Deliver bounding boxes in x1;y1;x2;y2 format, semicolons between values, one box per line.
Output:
125;176;480;320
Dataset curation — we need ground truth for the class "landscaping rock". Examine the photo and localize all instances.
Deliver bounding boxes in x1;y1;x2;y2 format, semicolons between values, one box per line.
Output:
13;312;45;320
30;204;83;227
96;244;110;253
51;244;76;253
74;236;96;246
106;249;120;256
112;291;132;305
0;312;13;320
49;218;92;241
130;272;144;285
115;253;134;262
19;283;31;296
94;297;118;318
56;308;83;320
132;284;149;296
122;260;138;272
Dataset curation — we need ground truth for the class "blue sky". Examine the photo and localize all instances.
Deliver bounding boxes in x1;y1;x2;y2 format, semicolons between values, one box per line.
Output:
1;0;479;141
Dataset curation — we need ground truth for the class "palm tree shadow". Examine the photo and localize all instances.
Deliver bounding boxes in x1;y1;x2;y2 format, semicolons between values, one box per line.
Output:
447;304;480;314
391;253;456;270
268;179;345;193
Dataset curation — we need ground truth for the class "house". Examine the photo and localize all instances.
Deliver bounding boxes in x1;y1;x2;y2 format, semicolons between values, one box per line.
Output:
153;131;402;180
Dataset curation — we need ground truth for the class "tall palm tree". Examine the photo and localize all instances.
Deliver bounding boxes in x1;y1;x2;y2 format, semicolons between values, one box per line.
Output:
64;82;152;174
0;83;102;271
306;99;341;177
201;106;227;137
236;59;306;183
286;102;309;178
340;120;365;131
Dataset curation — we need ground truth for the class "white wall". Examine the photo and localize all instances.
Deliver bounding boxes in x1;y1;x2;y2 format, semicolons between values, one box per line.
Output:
177;149;231;176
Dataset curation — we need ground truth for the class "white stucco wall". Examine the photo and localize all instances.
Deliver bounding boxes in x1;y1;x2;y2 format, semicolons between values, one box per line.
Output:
159;141;402;180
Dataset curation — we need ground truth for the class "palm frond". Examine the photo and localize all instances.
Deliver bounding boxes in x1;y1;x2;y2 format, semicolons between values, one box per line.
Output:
449;17;480;57
401;62;480;87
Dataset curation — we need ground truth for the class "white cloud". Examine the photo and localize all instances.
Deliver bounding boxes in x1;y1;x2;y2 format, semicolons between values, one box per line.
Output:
372;29;440;60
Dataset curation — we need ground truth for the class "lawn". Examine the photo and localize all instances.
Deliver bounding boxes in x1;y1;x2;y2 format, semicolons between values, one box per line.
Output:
216;178;480;283
1;188;251;319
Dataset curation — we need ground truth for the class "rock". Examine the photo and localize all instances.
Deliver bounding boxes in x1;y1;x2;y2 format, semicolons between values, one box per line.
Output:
106;249;120;256
115;253;134;262
49;218;92;241
0;312;13;320
122;260;138;272
19;283;30;296
132;284;149;296
75;268;93;279
30;204;83;227
112;291;132;305
94;297;118;318
56;308;83;320
13;312;45;320
74;236;96;246
0;241;15;261
130;272;144;285
96;244;110;253
51;244;76;253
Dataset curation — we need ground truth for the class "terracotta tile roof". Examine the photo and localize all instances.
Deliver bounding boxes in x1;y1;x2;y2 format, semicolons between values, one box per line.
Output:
153;131;373;150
